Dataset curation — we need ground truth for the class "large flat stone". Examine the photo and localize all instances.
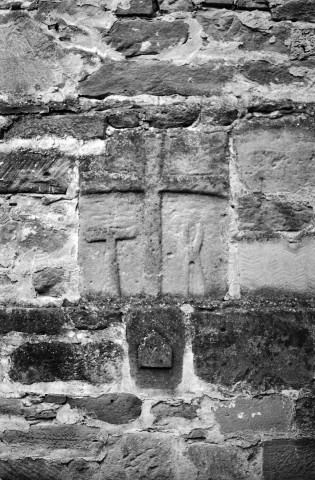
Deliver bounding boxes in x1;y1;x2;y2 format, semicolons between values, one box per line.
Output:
234;116;315;194
191;309;315;390
162;193;228;297
270;0;315;22
79;59;235;98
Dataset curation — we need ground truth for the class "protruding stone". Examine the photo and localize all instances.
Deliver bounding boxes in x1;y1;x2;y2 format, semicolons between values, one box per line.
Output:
138;332;173;369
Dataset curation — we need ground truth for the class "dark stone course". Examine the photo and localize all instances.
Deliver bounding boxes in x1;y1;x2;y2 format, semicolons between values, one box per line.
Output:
5;115;105;140
191;310;315;390
106;109;141;128
215;395;292;433
0;151;75;194
79;59;235;98
0;307;66;335
242;61;296;85
70;307;122;330
126;307;185;389
143;104;200;128
238;194;313;232
271;0;315;22
68;393;142;424
44;394;67;404
9;340;123;384
263;439;315;480
152;401;198;421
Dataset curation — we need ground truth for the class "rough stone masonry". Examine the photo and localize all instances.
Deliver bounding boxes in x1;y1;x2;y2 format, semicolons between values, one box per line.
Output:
0;0;314;478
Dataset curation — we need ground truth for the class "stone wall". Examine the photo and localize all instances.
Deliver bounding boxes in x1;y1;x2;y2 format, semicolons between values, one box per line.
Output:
0;0;314;478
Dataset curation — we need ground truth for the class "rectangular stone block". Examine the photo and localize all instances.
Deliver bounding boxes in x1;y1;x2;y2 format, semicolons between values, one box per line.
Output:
0;195;78;304
161;193;228;297
234;116;315;194
162;129;229;196
0;151;75;194
263;439;315;480
191;309;315;390
79;193;147;296
239;238;315;294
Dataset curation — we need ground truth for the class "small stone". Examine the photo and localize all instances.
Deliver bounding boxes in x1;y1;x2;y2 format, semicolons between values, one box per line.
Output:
32;267;65;296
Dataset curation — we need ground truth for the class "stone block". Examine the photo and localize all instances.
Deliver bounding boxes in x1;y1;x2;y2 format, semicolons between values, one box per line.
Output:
138;332;173;368
0;425;104;460
116;0;157;16
0;151;75;194
126;307;185;388
5;115;105;140
0;307;65;334
238;238;315;294
158;0;194;12
291;28;315;61
241;60;295;85
79;193;147;296
270;0;315;22
191;310;315;390
234;116;315;194
107;18;188;57
68;393;142;424
215;395;292;433
162;129;229;195
186;443;258;480
263;439;315;480
295;394;315;434
79;59;235;98
152;401;198;421
161;194;228;297
143;104;200;128
0;459;68;480
9;340;123;384
0;196;77;304
237;195;313;232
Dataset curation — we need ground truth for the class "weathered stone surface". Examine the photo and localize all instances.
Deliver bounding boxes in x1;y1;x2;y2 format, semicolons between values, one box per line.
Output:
79;59;235;98
237;195;313;232
68;393;142;424
0;308;65;334
107;18;188;57
295;393;315;434
162;194;228;297
79;193;146;296
100;433;178;480
186;443;258;480
106;109;141;128
126;307;185;388
238;238;315;294
116;0;158;16
215;395;292;433
158;0;194;12
161;129;229;195
0;196;77;304
44;394;67;404
152;401;198;421
234;116;315;194
0;151;75;194
143;104;200;128
241;60;295;85
32;267;65;296
270;0;315;22
9;340;123;384
263;439;315;480
5;115;105;140
70;307;122;330
191;310;315;390
1;425;104;459
291;28;315;61
0;458;68;480
197;10;290;55
138;331;173;368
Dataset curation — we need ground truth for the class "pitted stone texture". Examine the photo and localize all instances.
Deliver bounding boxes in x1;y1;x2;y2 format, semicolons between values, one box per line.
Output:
67;393;142;424
270;0;315;22
138;331;173;368
79;193;146;297
239;238;315;294
0;425;105;460
0;307;65;334
79;59;235;98
107;18;188;57
237;195;313;232
32;267;65;296
0;151;75;194
0;196;77;303
186;443;260;480
234;116;315;194
263;439;315;480
162;194;228;297
5;115;105;140
295;393;315;435
215;395;292;433
9;340;123;384
126;307;185;389
192;310;315;390
291;28;315;61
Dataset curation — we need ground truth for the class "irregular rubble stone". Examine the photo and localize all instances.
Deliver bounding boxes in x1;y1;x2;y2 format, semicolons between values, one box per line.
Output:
270;0;315;22
9;341;123;384
32;267;65;296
